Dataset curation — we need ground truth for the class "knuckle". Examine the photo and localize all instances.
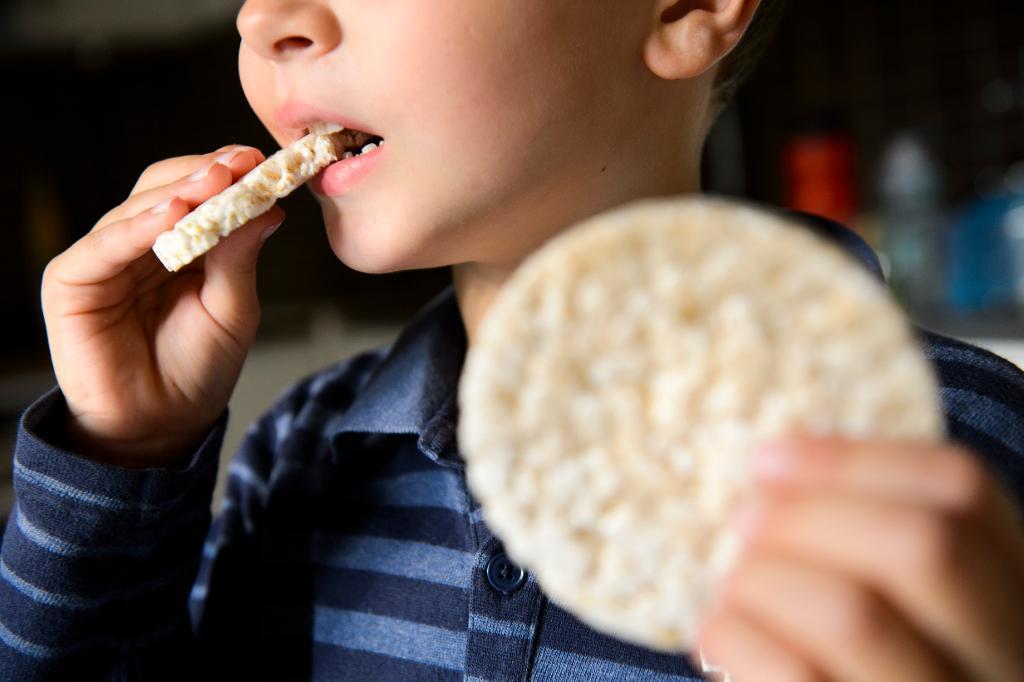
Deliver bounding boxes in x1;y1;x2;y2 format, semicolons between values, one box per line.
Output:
92;207;119;231
136;161;163;186
40;258;60;294
130;166;163;196
41;256;58;280
40;256;76;314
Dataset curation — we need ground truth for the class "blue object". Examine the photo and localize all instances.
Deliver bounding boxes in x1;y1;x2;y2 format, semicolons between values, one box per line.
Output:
946;193;1022;312
486;552;527;594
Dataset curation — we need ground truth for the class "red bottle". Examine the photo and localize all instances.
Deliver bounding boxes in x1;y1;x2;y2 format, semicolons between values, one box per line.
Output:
783;117;858;229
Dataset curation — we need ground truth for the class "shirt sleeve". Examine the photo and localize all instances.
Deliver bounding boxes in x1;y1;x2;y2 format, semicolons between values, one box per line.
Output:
0;385;226;681
0;346;388;682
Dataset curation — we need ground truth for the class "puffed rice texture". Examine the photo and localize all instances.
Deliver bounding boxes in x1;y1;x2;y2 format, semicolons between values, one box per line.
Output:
457;196;944;653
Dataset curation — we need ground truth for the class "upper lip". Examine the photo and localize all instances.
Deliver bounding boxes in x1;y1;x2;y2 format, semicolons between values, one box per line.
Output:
275;98;381;143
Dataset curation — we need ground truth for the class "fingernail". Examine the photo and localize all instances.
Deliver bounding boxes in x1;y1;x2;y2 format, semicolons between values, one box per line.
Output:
260;221;283;242
216;144;256;153
215;150;242;166
751;441;796;481
730;500;763;538
188;164;213;182
150;197;174;214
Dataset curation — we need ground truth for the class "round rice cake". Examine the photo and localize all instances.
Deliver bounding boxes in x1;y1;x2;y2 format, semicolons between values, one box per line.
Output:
456;196;945;654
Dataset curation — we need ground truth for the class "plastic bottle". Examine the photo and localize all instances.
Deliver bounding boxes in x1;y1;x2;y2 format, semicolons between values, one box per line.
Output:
878;132;947;314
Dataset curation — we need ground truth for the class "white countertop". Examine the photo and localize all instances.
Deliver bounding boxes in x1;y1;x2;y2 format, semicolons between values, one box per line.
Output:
965;338;1024;370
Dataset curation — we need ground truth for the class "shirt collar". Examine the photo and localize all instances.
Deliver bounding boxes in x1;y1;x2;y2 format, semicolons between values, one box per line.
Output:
330;284;467;468
783;209;885;283
327;211;883;467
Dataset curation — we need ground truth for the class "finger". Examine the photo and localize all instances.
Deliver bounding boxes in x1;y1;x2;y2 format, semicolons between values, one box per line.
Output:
752;436;1022;540
736;493;1024;680
128;144;265;197
47;160;250;292
722;553;964;682
754;435;1024;579
698;608;825;682
198;205;285;344
99;149;265;229
46;196;195;293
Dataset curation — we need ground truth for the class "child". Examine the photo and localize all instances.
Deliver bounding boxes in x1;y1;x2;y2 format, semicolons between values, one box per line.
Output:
5;0;1024;680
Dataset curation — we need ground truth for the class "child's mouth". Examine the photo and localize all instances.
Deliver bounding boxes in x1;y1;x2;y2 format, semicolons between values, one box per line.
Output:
335;128;385;159
304;124;385;159
306;123;387;196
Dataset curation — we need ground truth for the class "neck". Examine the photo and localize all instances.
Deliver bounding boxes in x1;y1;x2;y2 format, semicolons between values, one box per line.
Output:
453;169;703;349
451;261;507;348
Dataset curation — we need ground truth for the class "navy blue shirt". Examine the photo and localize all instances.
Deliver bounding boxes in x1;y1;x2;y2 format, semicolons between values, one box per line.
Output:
2;213;1024;681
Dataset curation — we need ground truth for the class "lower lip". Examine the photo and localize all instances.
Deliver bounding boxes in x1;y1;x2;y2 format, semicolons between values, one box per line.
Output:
310;144;385;196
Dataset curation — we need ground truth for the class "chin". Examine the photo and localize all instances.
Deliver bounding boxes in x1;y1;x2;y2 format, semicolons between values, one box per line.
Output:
326;232;402;274
322;217;442;275
319;194;470;273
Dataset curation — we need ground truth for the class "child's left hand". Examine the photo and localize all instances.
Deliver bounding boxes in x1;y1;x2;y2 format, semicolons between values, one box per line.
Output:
696;436;1024;682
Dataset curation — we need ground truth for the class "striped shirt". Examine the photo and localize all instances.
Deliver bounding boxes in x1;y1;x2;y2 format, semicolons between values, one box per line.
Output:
2;211;1023;681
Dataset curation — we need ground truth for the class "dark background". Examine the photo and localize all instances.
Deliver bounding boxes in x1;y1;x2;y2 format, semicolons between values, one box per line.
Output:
735;0;1024;210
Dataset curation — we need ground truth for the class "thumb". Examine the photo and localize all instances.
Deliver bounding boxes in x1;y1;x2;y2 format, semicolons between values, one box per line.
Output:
198;206;286;339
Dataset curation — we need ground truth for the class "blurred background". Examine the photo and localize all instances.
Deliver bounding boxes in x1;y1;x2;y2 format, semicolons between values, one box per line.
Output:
1;0;1023;512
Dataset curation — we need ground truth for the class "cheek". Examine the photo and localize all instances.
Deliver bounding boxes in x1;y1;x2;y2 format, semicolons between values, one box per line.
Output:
380;5;550;163
237;48;262;116
238;46;288;147
395;8;624;207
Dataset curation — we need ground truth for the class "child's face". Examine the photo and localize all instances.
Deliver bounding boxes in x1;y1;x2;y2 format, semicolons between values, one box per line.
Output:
238;1;701;274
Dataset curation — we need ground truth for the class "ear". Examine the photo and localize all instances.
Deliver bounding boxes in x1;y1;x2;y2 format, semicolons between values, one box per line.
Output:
643;0;763;81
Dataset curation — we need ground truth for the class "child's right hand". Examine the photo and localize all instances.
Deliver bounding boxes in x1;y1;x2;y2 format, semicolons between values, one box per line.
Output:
40;145;286;469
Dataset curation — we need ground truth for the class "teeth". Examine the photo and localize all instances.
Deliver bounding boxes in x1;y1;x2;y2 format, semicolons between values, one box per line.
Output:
338;138;384;161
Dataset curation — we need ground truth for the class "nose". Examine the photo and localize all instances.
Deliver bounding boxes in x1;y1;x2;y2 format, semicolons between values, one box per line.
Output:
236;0;341;62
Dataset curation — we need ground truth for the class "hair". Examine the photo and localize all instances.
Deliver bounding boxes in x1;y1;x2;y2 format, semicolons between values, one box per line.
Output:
710;0;791;111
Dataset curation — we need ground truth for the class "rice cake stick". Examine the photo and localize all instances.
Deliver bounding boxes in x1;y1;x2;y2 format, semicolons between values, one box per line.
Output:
152;123;344;271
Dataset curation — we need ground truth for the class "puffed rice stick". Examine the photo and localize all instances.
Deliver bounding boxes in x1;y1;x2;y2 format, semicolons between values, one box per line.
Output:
152;123;345;271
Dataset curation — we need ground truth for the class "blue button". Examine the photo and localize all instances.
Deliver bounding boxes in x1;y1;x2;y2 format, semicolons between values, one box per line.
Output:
485;552;527;593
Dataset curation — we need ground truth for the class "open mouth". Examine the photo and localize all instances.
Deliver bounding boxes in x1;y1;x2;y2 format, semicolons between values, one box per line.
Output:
305;122;385;160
